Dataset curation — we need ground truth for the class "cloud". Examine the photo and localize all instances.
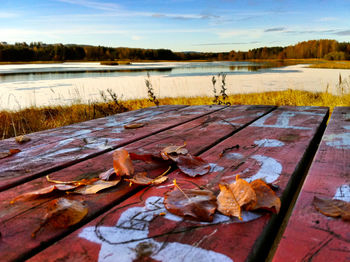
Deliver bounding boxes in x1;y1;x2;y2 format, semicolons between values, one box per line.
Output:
284;29;336;34
131;35;141;41
316;17;338;22
194;41;259;46
57;0;120;11
0;12;19;18
334;30;350;36
264;27;285;32
217;29;263;39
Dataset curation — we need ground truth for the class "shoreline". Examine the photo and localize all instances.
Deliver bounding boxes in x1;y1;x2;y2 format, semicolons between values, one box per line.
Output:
1;64;349;111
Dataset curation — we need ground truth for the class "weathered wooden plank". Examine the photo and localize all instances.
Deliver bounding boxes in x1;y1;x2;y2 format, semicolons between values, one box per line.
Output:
0;105;226;191
0;105;186;152
27;106;328;262
272;107;350;262
0;105;275;261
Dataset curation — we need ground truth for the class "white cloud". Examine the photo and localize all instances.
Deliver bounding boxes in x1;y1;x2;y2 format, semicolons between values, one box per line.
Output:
57;0;121;11
131;35;142;41
217;29;263;39
0;12;19;18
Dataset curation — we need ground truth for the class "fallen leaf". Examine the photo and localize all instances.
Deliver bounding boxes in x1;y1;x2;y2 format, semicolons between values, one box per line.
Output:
73;179;120;194
32;198;88;238
10;184;79;204
46;175;98;185
125;172;168;185
250;179;281;213
229;176;256;209
164;186;217;222
129;152;165;163
99;168;116;181
124;123;145;129
0;149;21;159
113;148;134;176
15;135;31;144
313;196;350;221
176;154;210;177
160;143;188;161
217;183;242;220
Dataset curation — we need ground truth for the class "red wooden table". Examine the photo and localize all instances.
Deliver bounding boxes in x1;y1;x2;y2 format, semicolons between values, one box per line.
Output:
273;107;350;262
0;105;332;262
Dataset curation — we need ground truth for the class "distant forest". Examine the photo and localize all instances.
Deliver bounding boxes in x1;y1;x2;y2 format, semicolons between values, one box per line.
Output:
0;39;349;62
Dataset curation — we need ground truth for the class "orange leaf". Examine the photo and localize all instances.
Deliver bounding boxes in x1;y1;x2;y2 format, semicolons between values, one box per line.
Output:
0;148;21;159
32;198;88;238
230;176;257;209
250;179;281;213
164;187;217;222
124;123;145;129
217;183;242;220
313;196;350;221
73;179;120;194
113;148;134;176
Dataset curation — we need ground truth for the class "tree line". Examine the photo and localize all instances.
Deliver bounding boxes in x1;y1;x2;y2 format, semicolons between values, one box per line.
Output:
0;39;349;62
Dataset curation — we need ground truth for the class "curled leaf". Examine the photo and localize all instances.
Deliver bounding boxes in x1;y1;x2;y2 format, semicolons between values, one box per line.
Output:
160;143;188;161
164;187;217;222
46;175;98;186
10;184;79;204
124;123;145;129
113;148;134;176
217;183;242;220
125;172;168;185
176;154;210;177
99;168;116;181
129;152;164;163
15;135;31;144
250;179;281;213
0;149;21;159
32;198;88;238
73;179;120;195
229;176;256;209
313;196;350;221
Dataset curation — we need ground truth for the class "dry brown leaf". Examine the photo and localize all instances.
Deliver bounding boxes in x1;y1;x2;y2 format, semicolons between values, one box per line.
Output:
0;148;21;159
32;198;88;238
217;183;242;220
10;184;79;204
113;148;134;176
46;175;98;185
160;143;188;161
124;123;145;129
229;176;257;209
164;186;217;222
125;172;168;185
313;196;350;221
73;179;120;194
15;135;31;144
250;179;281;213
99;168;116;181
176;154;210;177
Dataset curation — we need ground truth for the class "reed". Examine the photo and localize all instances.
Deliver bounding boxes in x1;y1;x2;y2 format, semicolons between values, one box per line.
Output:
1;89;349;140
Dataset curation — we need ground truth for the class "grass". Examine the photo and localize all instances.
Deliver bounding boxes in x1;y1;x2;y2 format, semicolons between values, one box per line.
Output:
1;89;349;140
308;60;350;69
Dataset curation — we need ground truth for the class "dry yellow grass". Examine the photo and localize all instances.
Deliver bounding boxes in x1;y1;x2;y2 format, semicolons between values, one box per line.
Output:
309;61;350;69
1;89;349;140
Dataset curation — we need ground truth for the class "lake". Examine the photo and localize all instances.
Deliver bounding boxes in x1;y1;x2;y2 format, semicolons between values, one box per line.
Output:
0;61;349;110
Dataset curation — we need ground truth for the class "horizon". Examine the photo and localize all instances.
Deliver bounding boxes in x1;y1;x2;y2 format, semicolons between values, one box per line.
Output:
1;0;350;52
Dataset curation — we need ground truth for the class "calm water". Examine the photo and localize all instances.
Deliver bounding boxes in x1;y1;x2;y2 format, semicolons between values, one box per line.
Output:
0;61;271;83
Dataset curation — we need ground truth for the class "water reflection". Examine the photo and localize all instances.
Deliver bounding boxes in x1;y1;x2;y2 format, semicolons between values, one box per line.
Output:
0;61;283;83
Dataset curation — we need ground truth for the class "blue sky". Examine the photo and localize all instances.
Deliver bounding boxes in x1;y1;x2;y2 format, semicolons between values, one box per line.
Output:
1;0;350;52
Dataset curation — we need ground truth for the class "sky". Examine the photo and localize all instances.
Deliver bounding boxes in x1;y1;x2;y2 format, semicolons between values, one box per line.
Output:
1;0;350;52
